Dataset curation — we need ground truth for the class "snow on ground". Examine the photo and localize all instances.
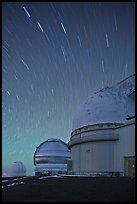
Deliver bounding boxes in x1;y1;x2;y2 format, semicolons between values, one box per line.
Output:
39;175;64;179
2;180;9;182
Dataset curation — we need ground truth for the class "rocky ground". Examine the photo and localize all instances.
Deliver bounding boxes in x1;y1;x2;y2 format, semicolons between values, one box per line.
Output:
2;175;135;202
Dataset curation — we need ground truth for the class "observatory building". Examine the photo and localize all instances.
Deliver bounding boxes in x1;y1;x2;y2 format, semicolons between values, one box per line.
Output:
68;74;135;177
9;161;26;177
34;138;71;176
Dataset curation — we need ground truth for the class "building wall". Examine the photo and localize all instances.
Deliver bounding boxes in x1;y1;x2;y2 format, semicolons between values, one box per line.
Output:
71;141;115;173
70;127;117;173
114;120;135;173
70;120;135;175
71;144;80;171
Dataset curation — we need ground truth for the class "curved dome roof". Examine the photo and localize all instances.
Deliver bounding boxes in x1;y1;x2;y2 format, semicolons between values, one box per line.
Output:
10;161;26;177
72;87;127;131
34;138;70;157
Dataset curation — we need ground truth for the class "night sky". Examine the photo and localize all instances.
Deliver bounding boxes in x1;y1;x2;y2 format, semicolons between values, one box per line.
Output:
2;2;135;175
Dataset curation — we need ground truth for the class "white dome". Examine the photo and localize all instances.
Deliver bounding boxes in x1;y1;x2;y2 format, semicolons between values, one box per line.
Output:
34;138;70;157
72;87;127;131
10;161;26;177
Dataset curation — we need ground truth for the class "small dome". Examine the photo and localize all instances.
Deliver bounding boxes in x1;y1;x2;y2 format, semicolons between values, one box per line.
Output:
72;87;127;131
9;161;26;177
34;138;70;157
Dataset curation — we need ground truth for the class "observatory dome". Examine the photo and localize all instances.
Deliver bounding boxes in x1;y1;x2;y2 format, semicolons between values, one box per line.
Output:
9;161;26;177
72;87;127;131
34;138;71;175
34;138;70;157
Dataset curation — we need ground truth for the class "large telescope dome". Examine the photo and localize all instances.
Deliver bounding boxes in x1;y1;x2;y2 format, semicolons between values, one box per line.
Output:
72;87;127;131
34;138;71;175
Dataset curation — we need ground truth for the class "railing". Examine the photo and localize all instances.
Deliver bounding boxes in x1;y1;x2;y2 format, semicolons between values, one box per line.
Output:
68;134;119;147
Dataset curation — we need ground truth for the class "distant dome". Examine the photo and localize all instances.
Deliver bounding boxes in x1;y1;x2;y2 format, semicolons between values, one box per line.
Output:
10;161;26;177
35;138;70;157
72;87;127;131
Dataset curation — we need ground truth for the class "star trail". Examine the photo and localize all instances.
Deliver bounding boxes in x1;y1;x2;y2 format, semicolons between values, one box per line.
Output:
2;2;135;175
